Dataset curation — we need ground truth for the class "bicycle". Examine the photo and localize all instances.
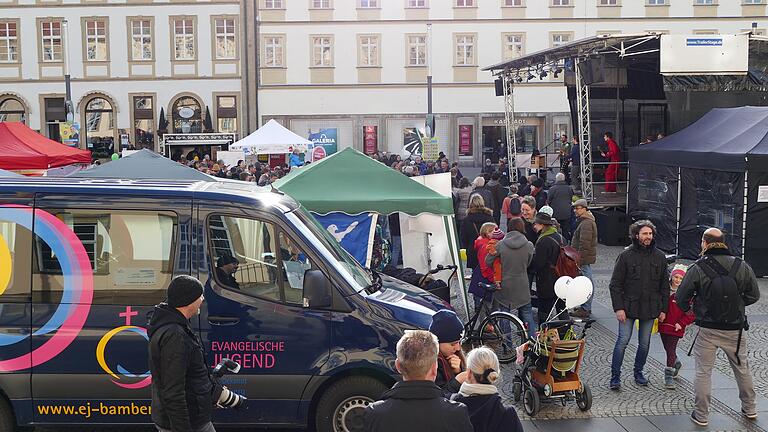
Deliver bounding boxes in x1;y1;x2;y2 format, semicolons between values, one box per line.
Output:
461;282;528;364
420;264;458;304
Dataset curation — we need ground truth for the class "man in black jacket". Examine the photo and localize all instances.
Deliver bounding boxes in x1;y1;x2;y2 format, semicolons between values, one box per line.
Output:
364;330;473;432
149;275;217;432
609;220;669;391
677;228;760;427
530;211;565;324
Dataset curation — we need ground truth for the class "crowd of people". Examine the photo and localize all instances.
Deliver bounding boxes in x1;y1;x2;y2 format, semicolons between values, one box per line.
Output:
177;154;291;185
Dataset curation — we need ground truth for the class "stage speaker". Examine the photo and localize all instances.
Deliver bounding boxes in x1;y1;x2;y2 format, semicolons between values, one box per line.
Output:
576;58;605;85
494;77;504;97
594;209;631;246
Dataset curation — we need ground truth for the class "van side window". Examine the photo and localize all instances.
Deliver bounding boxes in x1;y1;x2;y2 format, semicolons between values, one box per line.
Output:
32;210;178;305
277;231;315;305
0;208;33;302
208;215;282;302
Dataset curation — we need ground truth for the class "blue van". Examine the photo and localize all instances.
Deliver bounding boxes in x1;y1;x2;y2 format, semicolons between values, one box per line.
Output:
0;178;447;431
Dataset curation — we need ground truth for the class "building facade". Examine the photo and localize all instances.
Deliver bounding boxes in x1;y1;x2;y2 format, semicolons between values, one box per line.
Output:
254;0;766;165
0;0;245;158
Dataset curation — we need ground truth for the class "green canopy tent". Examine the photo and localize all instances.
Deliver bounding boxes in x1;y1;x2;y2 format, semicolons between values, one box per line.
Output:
274;147;467;314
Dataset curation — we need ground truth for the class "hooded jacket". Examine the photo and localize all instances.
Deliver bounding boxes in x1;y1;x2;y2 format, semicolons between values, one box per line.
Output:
571;210;597;265
451;392;524;432
658;292;695;338
676;247;760;330
460;209;494;269
148;303;216;432
486;230;534;309
609;238;669;320
546;180;574;221
363;381;473;432
531;228;564;300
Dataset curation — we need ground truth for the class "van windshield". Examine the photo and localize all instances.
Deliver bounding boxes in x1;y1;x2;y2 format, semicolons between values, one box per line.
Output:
291;206;372;289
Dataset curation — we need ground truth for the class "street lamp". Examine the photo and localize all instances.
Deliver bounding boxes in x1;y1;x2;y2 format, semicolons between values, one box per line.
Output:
426;22;434;139
62;19;73;123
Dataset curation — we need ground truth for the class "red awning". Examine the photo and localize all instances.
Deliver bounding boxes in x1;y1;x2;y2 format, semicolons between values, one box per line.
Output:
0;122;92;170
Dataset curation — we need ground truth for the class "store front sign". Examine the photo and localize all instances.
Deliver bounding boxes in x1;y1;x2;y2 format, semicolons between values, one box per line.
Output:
459;125;473;156
307;128;338;162
363;126;377;155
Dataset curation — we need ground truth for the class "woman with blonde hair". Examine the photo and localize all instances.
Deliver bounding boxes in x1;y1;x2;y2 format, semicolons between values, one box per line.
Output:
452;347;524;432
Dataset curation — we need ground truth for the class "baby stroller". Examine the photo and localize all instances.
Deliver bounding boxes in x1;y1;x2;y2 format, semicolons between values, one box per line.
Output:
512;311;594;416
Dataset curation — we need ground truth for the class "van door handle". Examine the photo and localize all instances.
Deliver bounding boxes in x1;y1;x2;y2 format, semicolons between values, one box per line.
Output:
208;316;240;326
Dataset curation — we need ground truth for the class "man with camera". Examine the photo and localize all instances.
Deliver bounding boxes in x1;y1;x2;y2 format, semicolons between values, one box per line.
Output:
677;228;760;427
364;330;473;431
149;275;243;432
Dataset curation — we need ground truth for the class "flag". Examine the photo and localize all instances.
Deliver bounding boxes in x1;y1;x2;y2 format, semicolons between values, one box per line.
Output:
313;213;377;267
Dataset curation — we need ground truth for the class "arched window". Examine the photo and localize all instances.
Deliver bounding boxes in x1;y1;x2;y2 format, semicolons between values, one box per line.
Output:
84;97;115;157
172;96;202;133
0;97;26;123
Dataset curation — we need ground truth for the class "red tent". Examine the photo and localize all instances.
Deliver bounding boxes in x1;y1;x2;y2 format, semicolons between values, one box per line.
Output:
0;122;91;171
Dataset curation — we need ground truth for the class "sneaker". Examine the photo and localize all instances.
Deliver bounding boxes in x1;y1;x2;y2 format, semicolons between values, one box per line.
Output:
673;360;682;378
609;376;621;390
634;372;649;386
742;409;758;420
690;413;708;426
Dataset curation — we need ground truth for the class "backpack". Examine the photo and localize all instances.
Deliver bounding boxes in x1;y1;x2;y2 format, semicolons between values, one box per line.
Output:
698;256;744;326
547;235;581;278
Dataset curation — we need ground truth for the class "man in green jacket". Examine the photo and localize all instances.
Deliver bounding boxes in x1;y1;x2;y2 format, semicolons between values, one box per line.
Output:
570;199;597;318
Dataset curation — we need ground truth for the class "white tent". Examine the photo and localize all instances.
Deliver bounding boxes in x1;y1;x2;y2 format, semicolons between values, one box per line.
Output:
229;119;311;155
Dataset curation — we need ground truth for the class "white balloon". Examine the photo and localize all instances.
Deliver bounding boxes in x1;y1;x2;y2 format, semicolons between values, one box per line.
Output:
554;276;573;300
565;276;594;309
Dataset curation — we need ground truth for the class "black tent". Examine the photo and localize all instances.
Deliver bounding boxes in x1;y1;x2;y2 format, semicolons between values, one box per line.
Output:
628;106;768;275
74;149;217;182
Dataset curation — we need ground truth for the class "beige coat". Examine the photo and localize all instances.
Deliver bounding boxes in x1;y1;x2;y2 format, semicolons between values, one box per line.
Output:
572;210;597;265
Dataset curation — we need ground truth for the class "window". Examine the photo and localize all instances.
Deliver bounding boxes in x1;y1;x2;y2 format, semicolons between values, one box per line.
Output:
216;95;237;134
694;0;714;3
208;215;312;305
214;18;236;60
551;0;570;5
264;36;284;67
264;0;283;7
312;36;333;67
456;0;473;6
0;97;25;123
172;18;195;60
646;0;667;4
599;0;618;4
360;0;378;6
407;34;426;66
43;97;66;142
552;33;571;48
407;0;427;7
84;19;107;61
743;0;763;3
133;96;154;150
34;210;178;305
0;22;18;63
84;97;115;157
312;0;331;7
455;34;475;66
359;35;379;66
503;33;524;60
40;20;62;62
504;0;523;5
0;209;32;303
130;19;152;61
172;96;202;133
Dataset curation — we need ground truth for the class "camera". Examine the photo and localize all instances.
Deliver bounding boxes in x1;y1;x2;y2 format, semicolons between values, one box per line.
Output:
212;358;247;409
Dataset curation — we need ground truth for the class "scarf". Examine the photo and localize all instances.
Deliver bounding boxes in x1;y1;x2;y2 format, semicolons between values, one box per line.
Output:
458;382;499;397
701;242;729;256
538;226;558;239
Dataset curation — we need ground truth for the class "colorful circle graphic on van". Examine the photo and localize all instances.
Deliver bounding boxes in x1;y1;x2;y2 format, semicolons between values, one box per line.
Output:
0;205;94;372
96;306;152;389
0;232;12;296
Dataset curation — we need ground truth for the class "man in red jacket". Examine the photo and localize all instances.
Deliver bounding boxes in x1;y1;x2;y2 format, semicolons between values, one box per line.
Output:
601;132;621;193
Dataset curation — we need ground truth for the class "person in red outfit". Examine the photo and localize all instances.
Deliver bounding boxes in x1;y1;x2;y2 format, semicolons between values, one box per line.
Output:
658;264;695;389
601;132;621;193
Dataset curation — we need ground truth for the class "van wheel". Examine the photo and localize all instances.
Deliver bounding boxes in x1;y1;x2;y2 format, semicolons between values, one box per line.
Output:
0;397;16;432
315;376;388;432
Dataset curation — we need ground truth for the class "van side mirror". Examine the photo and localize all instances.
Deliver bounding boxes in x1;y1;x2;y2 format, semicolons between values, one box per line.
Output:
302;269;332;309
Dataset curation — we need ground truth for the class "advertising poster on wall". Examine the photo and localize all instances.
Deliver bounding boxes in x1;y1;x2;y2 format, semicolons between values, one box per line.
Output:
363;126;377;155
59;122;80;147
402;127;425;158
307;128;338;162
459;125;473;156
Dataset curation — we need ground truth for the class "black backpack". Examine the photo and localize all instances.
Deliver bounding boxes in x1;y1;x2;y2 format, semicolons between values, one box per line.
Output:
698;256;744;326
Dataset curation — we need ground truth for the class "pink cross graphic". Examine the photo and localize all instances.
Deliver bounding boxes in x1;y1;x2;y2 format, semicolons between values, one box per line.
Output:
119;306;138;326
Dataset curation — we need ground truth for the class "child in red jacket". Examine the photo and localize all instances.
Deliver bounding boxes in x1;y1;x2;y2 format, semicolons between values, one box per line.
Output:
658;264;695;389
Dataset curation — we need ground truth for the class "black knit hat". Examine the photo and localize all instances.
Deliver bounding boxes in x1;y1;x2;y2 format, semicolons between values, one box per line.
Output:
429;309;464;343
167;275;204;308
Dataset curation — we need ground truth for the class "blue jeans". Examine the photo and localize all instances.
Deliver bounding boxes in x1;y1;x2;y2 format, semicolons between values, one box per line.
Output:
498;303;537;339
580;264;594;312
611;318;654;379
